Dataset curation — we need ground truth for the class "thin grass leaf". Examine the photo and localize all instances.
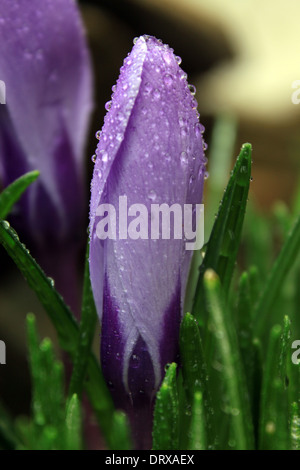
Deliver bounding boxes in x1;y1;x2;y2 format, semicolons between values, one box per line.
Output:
0;221;115;447
110;411;132;450
192;143;252;324
65;394;82;450
187;391;207;450
259;319;291;450
179;312;215;448
235;272;255;398
0;170;39;219
204;269;254;450
152;363;179;450
253;214;300;338
68;244;98;399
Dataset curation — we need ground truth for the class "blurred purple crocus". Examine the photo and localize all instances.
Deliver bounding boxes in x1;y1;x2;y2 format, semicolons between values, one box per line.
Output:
0;0;92;310
89;35;207;448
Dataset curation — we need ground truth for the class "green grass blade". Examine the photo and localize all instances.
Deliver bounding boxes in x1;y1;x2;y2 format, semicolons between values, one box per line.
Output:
179;312;215;448
253;214;300;338
236;272;254;396
110;411;132;450
65;394;82;450
0;221;115;447
192;143;252;323
187;391;207;450
204;269;254;450
152;363;179;450
259;321;291;450
0;170;39;219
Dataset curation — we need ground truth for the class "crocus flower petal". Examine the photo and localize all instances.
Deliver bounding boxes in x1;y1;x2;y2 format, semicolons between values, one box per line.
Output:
89;35;206;447
0;0;93;249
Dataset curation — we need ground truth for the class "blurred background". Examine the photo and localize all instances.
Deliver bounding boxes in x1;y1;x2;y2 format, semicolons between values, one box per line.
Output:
1;0;300;426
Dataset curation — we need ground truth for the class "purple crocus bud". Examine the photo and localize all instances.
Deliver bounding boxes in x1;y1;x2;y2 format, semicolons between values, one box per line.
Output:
89;35;207;448
0;0;92;303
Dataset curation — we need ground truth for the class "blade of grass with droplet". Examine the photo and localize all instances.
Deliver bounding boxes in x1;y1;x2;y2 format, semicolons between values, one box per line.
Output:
0;221;115;447
192;143;252;323
253;214;300;338
204;269;254;450
0;170;39;219
152;363;179;450
68;244;98;399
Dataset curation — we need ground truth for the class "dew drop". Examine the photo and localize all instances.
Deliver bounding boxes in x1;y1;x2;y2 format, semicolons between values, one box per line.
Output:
133;37;139;44
204;171;209;180
91;154;97;163
175;55;182;65
153;89;161;100
148;190;157;201
180;151;188;165
163;73;173;87
144;82;152;95
105;100;112;111
188;84;196;95
2;220;10;230
194;122;204;137
163;51;172;65
95;130;101;140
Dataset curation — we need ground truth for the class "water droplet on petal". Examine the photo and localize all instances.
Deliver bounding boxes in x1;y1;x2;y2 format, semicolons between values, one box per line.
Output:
133;37;139;44
153;89;160;100
180;151;188;165
163;73;173;87
194;122;204;137
175;55;182;65
148;190;157;201
163;51;172;65
144;82;152;95
188;84;196;95
91;154;97;163
95;130;101;140
105;100;112;111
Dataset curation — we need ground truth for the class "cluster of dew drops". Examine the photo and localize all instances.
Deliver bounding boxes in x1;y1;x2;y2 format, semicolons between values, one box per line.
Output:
91;36;208;181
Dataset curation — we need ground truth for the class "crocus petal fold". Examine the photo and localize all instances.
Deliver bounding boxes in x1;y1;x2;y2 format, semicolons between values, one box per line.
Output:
89;35;207;446
0;0;92;250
